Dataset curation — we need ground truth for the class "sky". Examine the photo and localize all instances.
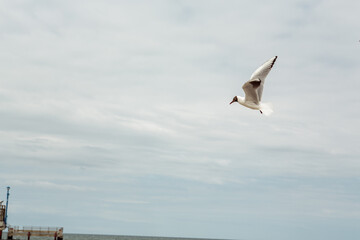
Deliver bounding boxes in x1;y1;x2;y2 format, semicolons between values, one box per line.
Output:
0;0;360;239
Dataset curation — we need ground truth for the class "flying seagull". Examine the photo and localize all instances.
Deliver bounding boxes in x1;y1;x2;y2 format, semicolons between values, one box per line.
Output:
230;56;277;115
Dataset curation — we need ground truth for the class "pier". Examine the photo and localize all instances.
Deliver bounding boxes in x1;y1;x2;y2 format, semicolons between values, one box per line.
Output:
1;187;63;240
7;226;63;240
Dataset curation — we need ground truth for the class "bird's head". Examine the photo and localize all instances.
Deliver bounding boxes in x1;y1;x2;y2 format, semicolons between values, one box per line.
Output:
229;96;238;105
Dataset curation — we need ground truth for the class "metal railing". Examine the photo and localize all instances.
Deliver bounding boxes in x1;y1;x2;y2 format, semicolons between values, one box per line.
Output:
8;226;63;237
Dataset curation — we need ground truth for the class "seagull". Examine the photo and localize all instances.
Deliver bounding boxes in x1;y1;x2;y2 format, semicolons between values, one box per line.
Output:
230;56;277;115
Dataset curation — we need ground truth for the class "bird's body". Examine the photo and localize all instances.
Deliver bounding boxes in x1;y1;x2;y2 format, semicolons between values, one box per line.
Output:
230;56;277;115
235;96;259;110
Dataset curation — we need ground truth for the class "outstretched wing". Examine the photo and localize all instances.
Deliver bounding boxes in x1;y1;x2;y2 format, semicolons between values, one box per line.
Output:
242;78;261;104
249;56;277;101
250;56;277;81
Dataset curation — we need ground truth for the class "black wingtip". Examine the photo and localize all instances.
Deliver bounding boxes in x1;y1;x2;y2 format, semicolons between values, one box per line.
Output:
271;56;278;68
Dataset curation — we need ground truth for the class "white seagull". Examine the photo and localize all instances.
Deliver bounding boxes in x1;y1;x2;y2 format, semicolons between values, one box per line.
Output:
230;56;277;115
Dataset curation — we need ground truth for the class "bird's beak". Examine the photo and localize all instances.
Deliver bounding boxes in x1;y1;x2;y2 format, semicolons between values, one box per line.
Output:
229;100;235;105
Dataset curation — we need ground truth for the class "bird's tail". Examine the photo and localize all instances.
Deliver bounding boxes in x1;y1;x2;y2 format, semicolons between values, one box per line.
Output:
260;102;274;116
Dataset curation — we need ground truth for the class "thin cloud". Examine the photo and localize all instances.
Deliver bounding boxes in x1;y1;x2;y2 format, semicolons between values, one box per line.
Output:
6;180;96;192
1;0;360;239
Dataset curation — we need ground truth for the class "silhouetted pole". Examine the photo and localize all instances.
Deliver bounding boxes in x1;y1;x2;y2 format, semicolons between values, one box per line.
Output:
4;187;10;227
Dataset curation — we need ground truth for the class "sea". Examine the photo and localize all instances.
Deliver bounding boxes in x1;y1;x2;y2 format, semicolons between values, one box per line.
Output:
0;233;225;240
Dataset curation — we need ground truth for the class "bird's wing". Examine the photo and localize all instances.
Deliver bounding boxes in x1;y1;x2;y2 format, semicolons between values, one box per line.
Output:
250;56;277;81
242;78;261;104
249;56;277;101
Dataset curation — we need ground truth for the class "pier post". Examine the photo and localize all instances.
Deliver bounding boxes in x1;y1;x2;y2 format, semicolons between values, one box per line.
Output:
27;232;31;240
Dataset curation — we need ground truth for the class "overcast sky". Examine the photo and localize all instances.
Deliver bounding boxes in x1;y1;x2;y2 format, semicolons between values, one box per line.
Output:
1;1;360;240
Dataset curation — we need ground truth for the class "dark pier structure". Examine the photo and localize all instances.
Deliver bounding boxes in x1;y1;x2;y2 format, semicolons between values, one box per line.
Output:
7;226;63;240
1;187;63;240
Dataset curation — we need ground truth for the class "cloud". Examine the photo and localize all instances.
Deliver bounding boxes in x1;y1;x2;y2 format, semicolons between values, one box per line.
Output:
1;0;360;239
6;180;95;192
